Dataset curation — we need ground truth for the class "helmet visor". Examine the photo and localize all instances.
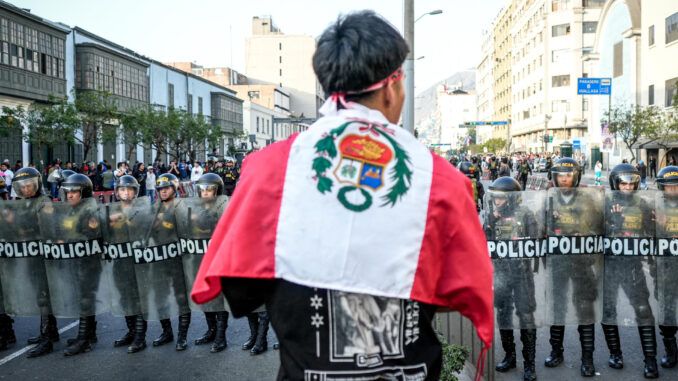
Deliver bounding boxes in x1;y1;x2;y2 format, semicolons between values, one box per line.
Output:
15;177;40;198
116;185;139;201
196;183;218;198
616;173;641;186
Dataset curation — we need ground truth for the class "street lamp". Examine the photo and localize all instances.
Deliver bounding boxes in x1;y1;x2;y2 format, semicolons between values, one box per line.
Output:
416;56;425;60
403;1;443;134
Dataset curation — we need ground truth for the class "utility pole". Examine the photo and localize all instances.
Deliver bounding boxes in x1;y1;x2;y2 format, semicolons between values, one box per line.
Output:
543;114;551;153
403;0;414;134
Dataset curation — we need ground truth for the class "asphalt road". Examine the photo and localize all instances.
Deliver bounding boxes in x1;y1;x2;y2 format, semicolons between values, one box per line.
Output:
0;313;280;381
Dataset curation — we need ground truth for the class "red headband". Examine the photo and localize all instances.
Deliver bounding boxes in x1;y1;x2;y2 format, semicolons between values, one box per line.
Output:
329;66;404;109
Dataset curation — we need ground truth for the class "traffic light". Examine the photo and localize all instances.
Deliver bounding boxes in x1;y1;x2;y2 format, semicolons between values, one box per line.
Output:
549;136;553;142
543;135;549;143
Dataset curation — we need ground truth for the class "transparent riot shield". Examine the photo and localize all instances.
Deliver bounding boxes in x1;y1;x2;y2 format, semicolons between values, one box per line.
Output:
483;190;546;329
0;198;51;316
544;187;604;326
656;192;678;326
39;198;107;318
133;200;190;321
602;190;657;326
175;196;230;312
100;198;149;317
177;181;195;198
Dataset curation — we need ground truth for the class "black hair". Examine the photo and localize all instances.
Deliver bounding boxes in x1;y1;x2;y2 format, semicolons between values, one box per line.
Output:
313;10;409;101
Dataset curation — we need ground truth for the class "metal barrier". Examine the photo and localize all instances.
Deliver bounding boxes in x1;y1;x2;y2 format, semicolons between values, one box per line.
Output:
524;175;549;191
435;312;494;381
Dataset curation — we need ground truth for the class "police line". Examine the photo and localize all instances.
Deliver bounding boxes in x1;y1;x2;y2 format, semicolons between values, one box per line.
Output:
487;237;678;259
0;238;211;263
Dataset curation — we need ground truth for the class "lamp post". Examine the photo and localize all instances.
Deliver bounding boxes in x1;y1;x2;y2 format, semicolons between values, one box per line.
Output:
543;114;551;154
403;1;442;134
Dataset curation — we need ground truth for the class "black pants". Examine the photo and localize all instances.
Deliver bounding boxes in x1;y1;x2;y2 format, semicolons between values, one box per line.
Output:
603;259;654;325
494;261;536;328
549;256;598;324
650;166;657;178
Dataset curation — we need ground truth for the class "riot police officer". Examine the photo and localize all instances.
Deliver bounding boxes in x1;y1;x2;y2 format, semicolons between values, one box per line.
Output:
109;175;148;353
56;174;102;356
189;173;229;353
222;157;239;196
489;155;498;181
152;173;191;351
11;167;57;358
485;177;538;381
545;158;601;377
518;158;532;190
604;163;658;378
459;161;484;212
656;166;678;369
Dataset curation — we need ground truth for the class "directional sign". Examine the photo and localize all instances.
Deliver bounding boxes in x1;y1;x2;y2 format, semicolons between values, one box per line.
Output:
464;121;508;126
573;139;581;148
578;78;611;95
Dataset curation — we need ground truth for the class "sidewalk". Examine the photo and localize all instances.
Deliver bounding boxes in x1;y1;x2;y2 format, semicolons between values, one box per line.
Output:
580;170;657;190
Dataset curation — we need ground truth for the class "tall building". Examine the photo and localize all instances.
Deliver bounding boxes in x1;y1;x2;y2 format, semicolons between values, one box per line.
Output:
436;86;477;152
492;0;515;146
476;29;495;145
245;16;323;118
641;1;678;110
509;0;604;154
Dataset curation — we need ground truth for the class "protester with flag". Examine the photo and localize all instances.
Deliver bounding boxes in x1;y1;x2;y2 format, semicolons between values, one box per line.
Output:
192;10;493;381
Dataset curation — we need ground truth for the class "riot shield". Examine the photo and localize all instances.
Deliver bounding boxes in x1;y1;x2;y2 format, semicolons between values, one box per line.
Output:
175;196;229;312
177;181;195;198
39;198;107;318
602;190;657;326
133;200;190;321
100;198;148;317
0;198;51;317
544;187;604;326
483;190;546;329
656;192;678;326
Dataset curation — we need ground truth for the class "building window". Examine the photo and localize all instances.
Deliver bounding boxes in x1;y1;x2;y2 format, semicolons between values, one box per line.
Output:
279;42;282;50
552;74;570;87
649;25;655;46
667;12;678;45
582;98;589;112
168;83;174;107
582;0;605;8
248;90;260;99
583;22;597;33
551;0;570;12
552;100;570;112
198;97;203;114
187;94;192;114
279;68;282;76
552;24;570;37
666;77;678;107
279;56;281;63
649;85;655;105
613;41;623;77
551;49;569;63
256;117;260;133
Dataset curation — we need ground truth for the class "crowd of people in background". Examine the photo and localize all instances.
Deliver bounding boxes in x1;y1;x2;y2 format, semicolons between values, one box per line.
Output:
0;155;241;202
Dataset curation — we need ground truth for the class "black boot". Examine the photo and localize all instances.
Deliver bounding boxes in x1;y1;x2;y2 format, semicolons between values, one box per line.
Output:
64;316;95;356
211;311;228;353
602;324;623;369
114;316;136;347
521;329;537;381
195;312;217;345
544;325;564;367
153;319;173;347
250;312;269;355
496;329;516;372
128;315;147;354
242;313;258;350
175;313;191;351
659;325;678;368
579;324;596;377
0;314;15;351
639;326;659;379
27;314;59;345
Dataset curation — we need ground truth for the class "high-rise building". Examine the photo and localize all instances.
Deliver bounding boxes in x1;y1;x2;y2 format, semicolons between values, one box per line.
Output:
245;16;323;118
509;0;604;154
492;1;515;147
476;29;495;145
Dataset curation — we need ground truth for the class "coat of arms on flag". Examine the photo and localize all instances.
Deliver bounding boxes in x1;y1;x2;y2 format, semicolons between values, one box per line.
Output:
312;119;413;212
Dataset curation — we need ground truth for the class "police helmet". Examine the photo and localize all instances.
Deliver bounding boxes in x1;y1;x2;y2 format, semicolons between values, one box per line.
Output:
115;175;139;201
458;161;476;180
488;177;522;212
59;173;93;201
61;170;76;181
13;167;43;198
550;158;581;188
196;173;224;198
224;157;235;165
657;166;678;191
609;163;640;191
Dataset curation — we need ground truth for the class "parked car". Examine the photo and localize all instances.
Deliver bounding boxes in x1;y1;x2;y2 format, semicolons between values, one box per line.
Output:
538;158;547;172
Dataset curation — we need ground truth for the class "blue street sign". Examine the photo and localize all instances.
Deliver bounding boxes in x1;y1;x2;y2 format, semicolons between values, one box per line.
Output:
573;139;581;148
464;121;508;126
578;78;611;95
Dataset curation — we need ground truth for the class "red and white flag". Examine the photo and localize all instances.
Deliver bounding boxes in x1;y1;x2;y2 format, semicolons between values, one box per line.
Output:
191;103;494;347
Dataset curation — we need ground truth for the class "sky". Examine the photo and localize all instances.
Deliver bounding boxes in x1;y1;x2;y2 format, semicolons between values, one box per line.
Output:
11;0;507;94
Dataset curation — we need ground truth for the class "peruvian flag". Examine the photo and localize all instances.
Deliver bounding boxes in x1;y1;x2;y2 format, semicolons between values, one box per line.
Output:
191;105;494;347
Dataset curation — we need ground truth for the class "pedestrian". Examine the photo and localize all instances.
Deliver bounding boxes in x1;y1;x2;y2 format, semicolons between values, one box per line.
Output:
0;160;14;197
650;154;657;178
133;163;147;196
46;161;62;199
498;157;511;178
145;166;156;204
579;154;586;175
595;160;602;186
191;11;493;381
637;160;648;190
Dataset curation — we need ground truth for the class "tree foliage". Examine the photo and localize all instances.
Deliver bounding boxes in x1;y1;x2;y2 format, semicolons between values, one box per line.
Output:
605;104;663;164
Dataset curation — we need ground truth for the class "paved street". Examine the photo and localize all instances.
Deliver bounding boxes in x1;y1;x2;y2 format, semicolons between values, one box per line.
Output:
0;313;279;381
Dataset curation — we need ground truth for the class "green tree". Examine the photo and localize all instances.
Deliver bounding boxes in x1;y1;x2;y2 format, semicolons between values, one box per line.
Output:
0;105;25;137
482;138;506;154
605;104;663;164
73;90;118;162
120;107;148;162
